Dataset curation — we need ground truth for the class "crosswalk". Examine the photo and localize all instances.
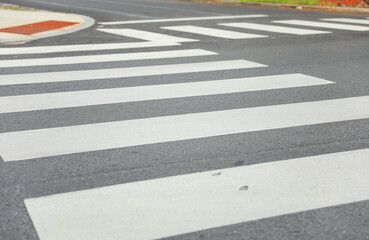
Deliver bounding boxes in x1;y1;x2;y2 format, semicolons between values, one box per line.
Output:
1;15;369;240
96;15;369;43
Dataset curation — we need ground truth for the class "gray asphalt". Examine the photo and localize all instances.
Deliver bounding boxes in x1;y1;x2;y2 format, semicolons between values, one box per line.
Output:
0;0;369;239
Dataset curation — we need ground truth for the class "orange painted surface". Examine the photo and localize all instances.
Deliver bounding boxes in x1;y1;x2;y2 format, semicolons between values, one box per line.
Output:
0;20;79;35
318;0;362;6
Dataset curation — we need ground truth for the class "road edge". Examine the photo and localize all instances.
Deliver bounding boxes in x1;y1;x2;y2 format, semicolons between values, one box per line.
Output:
188;0;369;13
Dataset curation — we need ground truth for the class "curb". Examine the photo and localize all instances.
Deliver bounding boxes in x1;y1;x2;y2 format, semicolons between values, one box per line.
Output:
191;0;369;13
0;8;95;44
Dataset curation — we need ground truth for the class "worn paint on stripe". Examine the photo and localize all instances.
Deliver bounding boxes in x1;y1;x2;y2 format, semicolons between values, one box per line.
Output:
219;22;330;35
0;74;332;113
0;60;266;86
1;96;369;162
25;149;369;240
0;49;217;68
161;25;267;39
0;42;180;55
99;14;268;25
321;18;369;25
97;28;198;43
273;20;369;31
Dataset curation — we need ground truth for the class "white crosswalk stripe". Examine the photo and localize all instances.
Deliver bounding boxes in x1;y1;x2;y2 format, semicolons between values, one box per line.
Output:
273;20;369;31
97;28;198;43
0;60;266;86
219;22;331;35
0;74;332;113
98;14;268;25
1;96;368;162
321;18;369;25
161;25;267;39
0;49;217;68
25;148;369;240
0;41;180;55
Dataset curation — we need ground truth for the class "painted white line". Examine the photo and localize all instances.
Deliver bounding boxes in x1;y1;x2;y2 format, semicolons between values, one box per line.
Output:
0;74;332;113
1;96;369;162
0;49;217;68
273;20;369;31
219;22;331;35
99;14;268;25
161;25;267;39
0;42;180;55
25;149;369;240
97;28;198;43
0;60;265;86
321;18;369;25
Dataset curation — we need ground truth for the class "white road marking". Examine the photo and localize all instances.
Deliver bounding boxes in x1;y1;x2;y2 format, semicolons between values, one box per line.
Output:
25;149;369;240
273;20;369;31
0;74;332;113
0;49;217;68
0;42;180;55
0;60;265;86
321;18;369;25
1;96;369;162
161;25;267;39
99;14;268;25
97;28;198;43
219;22;331;35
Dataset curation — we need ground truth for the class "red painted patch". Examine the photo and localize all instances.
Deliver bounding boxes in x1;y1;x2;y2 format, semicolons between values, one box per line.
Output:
318;0;366;6
0;20;79;35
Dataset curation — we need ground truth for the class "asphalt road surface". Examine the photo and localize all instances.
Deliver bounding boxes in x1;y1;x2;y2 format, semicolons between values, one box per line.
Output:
1;0;369;239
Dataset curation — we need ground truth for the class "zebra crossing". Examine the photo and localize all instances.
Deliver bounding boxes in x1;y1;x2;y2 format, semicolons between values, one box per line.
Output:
1;15;369;240
97;15;369;43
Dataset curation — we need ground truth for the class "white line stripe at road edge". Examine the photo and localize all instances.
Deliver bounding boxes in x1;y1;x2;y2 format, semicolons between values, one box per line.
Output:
98;14;268;25
0;41;180;55
1;96;369;161
0;74;333;113
0;60;266;86
25;148;369;240
0;49;217;68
